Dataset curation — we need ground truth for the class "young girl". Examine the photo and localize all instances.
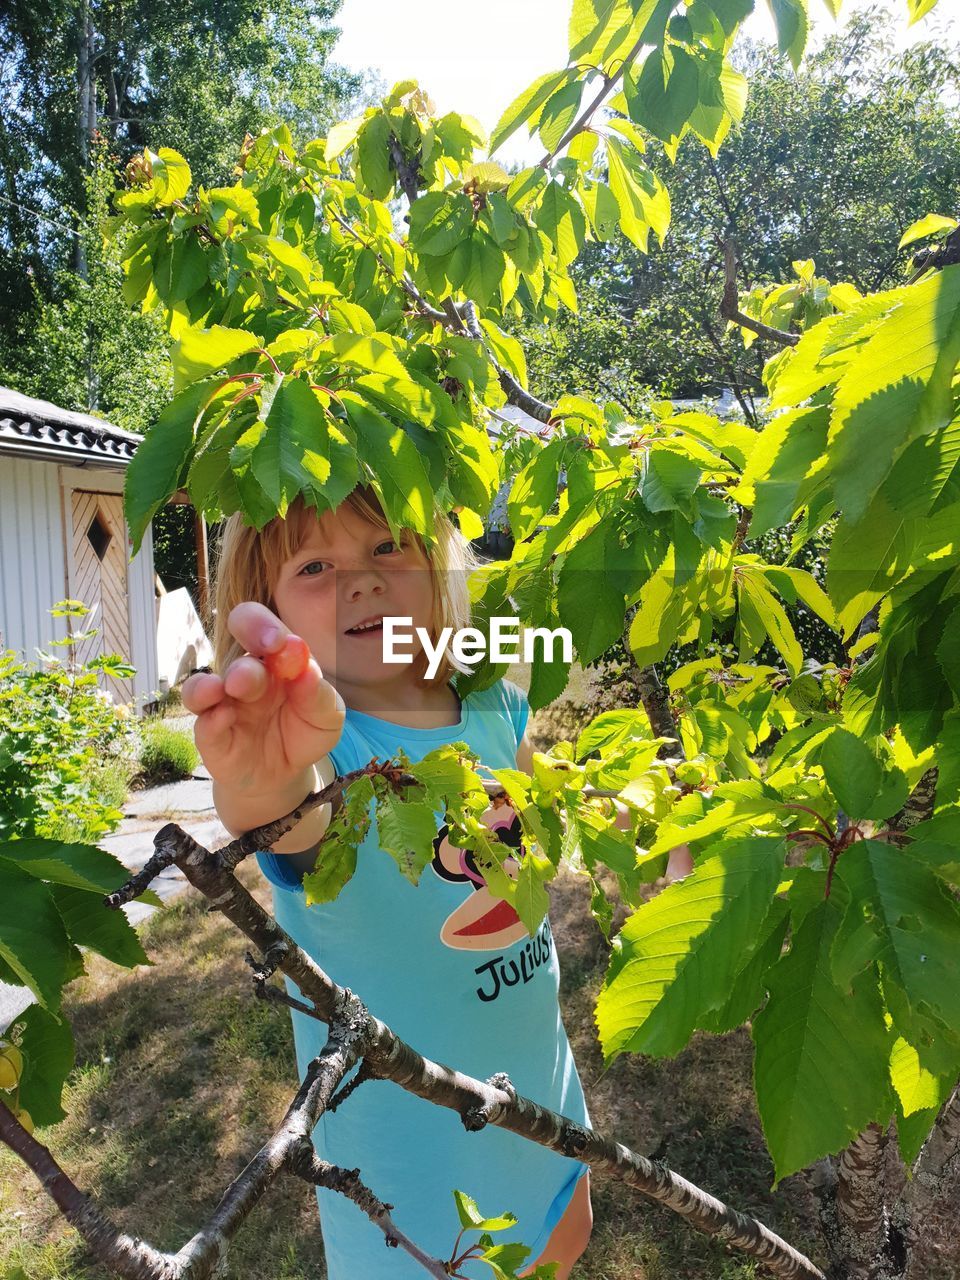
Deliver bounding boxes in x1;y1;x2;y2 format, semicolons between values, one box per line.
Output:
182;486;594;1280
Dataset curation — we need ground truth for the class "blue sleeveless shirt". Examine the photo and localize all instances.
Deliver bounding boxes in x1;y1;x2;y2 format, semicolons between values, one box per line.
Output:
255;678;592;1279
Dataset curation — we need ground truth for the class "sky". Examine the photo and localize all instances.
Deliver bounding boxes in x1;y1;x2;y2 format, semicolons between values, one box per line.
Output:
332;0;958;165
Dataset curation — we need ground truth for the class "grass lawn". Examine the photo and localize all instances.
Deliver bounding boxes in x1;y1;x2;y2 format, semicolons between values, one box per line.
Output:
2;856;830;1280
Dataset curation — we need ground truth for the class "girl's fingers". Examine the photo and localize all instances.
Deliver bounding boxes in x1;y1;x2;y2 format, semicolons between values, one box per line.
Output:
222;655;270;704
181;671;226;714
284;658;345;730
227;601;288;658
193;699;238;757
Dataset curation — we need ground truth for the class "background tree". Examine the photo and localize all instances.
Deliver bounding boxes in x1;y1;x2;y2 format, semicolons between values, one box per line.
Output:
0;0;364;407
509;5;960;413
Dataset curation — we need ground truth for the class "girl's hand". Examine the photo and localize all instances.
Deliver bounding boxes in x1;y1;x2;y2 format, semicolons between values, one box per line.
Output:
181;602;344;796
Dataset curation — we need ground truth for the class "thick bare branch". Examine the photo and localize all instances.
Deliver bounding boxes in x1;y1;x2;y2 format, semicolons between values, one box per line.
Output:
0;1099;177;1279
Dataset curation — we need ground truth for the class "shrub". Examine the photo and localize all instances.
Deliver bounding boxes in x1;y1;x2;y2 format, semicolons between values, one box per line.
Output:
0;604;139;844
137;721;199;786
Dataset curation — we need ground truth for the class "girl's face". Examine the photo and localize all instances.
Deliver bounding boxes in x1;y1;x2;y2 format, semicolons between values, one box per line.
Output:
270;502;437;694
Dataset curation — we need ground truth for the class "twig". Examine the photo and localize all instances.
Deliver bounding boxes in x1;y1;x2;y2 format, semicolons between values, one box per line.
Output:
290;1149;450;1277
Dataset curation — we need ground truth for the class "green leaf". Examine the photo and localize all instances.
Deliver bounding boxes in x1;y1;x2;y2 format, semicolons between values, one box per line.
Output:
0;858;72;1015
231;377;358;517
605;138;670;253
737;572;803;678
7;1003;75;1128
356;113;395;200
303;776;375;905
699;898;790;1035
537;79;584;154
819;728;882;819
596;836;785;1060
340;392;434;537
581;181;622;240
508;441;562;540
489;69;577;155
318;331;410;382
150;147;192;205
626;46;700;144
536;183;587;268
374;785;439;885
906;0;942;23
513;856;552;936
569;0;635;63
764;0;809;69
828;266;960;522
325;115;365;161
556;523;628;664
627;550;692;666
408;191;474;256
453;1189;518;1232
0;838;160;903
889;1034;943;1117
641;448;701;515
576;710;656;759
464;235;507;308
899;213;958;251
479;319;529;387
752;899;892;1185
124;380;223;552
833;841;960;1072
48;884;150;969
735;406;830;537
173;325;260;393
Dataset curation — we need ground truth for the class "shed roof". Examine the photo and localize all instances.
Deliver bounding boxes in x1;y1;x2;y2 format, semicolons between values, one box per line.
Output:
0;386;141;467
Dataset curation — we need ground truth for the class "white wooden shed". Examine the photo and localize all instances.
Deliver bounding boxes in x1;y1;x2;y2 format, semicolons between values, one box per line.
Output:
0;386;159;706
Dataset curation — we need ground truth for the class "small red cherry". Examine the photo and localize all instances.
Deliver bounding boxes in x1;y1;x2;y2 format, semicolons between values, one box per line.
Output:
264;635;311;682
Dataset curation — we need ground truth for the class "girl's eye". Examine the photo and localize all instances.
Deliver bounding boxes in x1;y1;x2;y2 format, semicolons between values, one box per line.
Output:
375;539;403;554
298;560;328;577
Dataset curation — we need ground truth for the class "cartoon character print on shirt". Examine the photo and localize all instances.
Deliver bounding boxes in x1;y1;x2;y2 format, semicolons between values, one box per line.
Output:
430;790;529;951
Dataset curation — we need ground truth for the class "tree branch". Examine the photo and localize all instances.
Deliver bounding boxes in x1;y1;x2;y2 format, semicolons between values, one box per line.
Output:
287;1149;450;1278
461;301;555;424
102;824;826;1279
721;239;799;349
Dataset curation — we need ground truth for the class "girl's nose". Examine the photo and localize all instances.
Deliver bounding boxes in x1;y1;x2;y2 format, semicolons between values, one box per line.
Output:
339;568;387;600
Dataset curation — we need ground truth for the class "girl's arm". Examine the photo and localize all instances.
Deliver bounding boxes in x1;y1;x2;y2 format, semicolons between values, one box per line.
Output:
514;732;693;882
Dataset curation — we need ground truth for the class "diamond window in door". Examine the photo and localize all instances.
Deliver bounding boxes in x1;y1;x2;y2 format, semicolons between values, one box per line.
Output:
86;510;112;561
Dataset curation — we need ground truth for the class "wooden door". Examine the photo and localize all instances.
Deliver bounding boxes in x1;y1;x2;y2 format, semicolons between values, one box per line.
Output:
69;490;134;700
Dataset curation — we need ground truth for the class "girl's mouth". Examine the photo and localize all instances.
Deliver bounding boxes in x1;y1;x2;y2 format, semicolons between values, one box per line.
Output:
345;616;384;636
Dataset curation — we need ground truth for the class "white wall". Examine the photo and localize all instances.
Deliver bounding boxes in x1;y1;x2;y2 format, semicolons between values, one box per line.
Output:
0;457;70;656
0;458;160;708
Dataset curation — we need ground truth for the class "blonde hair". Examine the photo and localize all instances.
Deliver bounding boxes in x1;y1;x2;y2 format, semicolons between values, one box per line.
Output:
211;486;482;687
